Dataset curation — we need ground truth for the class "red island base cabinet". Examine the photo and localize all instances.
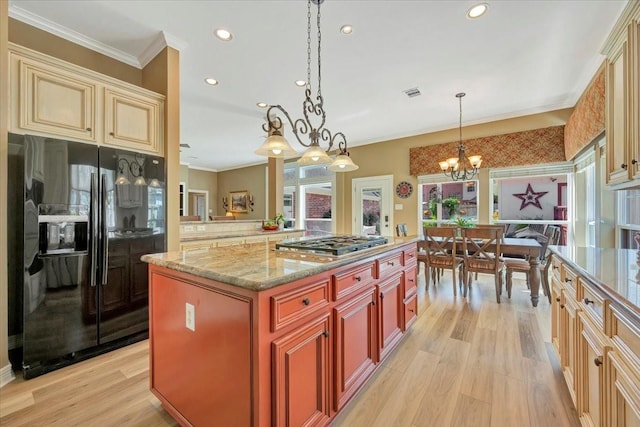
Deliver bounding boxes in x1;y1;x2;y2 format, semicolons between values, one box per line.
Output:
147;242;417;427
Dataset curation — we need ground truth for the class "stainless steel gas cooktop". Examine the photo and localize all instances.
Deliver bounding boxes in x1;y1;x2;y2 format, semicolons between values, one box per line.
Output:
275;235;388;256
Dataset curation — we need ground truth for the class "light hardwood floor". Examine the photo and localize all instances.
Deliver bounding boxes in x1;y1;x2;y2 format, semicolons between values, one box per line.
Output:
0;270;579;427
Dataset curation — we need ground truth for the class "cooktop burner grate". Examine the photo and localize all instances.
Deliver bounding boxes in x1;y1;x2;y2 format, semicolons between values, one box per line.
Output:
275;235;388;256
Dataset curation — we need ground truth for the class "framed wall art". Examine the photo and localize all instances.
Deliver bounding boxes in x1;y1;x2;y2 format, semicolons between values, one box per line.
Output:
229;190;249;213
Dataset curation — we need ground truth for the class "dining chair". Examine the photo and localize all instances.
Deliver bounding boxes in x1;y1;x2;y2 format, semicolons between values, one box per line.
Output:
467;224;505;283
421;226;464;296
461;227;505;302
504;225;560;302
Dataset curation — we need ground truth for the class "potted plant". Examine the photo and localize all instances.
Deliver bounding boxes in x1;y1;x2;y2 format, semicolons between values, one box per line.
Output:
442;197;460;217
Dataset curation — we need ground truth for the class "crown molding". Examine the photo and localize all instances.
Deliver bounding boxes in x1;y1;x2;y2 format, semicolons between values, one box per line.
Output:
9;4;142;68
138;31;188;68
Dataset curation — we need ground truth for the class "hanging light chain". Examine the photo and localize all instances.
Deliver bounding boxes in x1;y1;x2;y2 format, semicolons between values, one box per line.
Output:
316;0;322;98
306;0;312;92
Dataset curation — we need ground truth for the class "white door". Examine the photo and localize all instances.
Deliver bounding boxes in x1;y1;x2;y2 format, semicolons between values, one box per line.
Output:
353;175;394;237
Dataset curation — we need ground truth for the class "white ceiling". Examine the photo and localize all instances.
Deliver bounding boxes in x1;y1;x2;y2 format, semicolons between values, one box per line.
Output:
9;0;628;171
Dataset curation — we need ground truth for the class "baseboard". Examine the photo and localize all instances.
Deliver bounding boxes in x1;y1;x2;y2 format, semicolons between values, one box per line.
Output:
0;363;16;388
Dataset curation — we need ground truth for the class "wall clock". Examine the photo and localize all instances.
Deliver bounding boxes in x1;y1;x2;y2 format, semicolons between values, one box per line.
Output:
396;181;413;199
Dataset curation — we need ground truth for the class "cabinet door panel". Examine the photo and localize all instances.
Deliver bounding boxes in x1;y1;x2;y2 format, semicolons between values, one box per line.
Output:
378;272;403;361
578;312;609;427
608;351;640;427
333;287;377;411
20;60;96;141
104;87;163;154
606;38;631;184
273;313;331;427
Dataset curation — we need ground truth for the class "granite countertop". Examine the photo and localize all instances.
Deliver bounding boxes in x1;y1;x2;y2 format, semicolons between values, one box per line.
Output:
142;236;419;291
549;246;640;312
180;228;305;242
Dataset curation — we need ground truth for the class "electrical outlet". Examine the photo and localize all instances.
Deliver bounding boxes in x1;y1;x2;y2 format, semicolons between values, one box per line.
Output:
196;225;205;231
186;303;195;331
184;225;194;232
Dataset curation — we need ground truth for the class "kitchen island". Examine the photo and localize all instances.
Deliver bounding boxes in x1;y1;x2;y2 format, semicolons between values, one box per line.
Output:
142;236;418;427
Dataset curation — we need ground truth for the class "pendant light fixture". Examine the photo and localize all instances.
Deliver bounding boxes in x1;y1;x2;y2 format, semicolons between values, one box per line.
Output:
254;0;358;172
439;92;482;181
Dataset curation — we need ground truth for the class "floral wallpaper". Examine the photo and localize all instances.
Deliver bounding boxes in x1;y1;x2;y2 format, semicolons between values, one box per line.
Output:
409;125;566;176
564;65;605;160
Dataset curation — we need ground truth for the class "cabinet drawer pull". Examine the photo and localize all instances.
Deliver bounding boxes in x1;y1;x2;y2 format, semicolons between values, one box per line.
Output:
355;276;361;282
594;356;602;367
556;297;561;302
408;278;414;283
408;309;415;313
86;127;92;131
621;163;628;169
564;278;572;283
552;265;559;270
583;298;594;305
302;298;310;306
632;159;638;165
109;131;115;136
322;330;329;338
388;261;395;266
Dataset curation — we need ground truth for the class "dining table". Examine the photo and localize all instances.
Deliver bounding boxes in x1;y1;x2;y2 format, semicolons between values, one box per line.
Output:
420;236;543;307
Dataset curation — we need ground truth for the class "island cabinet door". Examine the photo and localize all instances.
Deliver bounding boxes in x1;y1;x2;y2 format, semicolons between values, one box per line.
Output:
378;272;404;362
333;286;377;412
272;313;331;427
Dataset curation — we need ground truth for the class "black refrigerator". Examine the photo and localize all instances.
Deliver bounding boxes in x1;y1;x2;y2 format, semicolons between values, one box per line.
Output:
8;133;166;379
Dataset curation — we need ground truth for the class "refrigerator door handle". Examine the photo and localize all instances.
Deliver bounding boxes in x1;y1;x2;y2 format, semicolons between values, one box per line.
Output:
90;172;98;287
101;174;109;286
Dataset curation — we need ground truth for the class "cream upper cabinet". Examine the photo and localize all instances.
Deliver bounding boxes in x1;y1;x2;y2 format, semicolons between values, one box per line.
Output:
603;5;640;188
104;86;163;154
9;43;165;156
16;56;97;142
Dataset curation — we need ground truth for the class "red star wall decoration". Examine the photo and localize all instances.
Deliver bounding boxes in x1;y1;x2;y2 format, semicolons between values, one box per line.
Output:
513;183;548;210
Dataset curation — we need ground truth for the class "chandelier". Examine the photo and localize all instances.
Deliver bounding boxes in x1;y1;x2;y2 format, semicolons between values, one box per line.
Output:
439;92;482;181
254;0;358;172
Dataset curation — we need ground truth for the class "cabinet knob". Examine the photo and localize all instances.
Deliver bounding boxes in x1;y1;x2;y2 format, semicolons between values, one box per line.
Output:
594;356;603;367
408;309;415;313
561;304;565;309
564;278;572;283
355;276;361;282
556;297;561;302
371;300;376;306
552;265;559;270
302;298;310;306
621;163;628;169
380;293;385;300
109;131;115;136
632;159;638;165
389;261;395;266
408;278;414;283
583;298;594;305
322;330;329;338
86;127;92;131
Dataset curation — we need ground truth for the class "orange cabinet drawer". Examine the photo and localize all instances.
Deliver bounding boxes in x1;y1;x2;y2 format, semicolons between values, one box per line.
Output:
404;266;417;298
403;294;417;331
271;279;330;332
403;248;418;267
377;252;403;279
332;262;375;301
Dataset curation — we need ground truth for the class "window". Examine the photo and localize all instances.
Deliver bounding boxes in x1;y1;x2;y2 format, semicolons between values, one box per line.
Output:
417;178;479;227
490;163;573;244
617;189;640;249
283;163;335;236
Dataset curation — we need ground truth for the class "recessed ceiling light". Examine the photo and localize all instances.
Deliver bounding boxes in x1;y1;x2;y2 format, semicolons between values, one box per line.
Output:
295;80;306;87
214;28;233;41
204;77;219;86
340;25;353;35
467;3;488;19
256;102;268;108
